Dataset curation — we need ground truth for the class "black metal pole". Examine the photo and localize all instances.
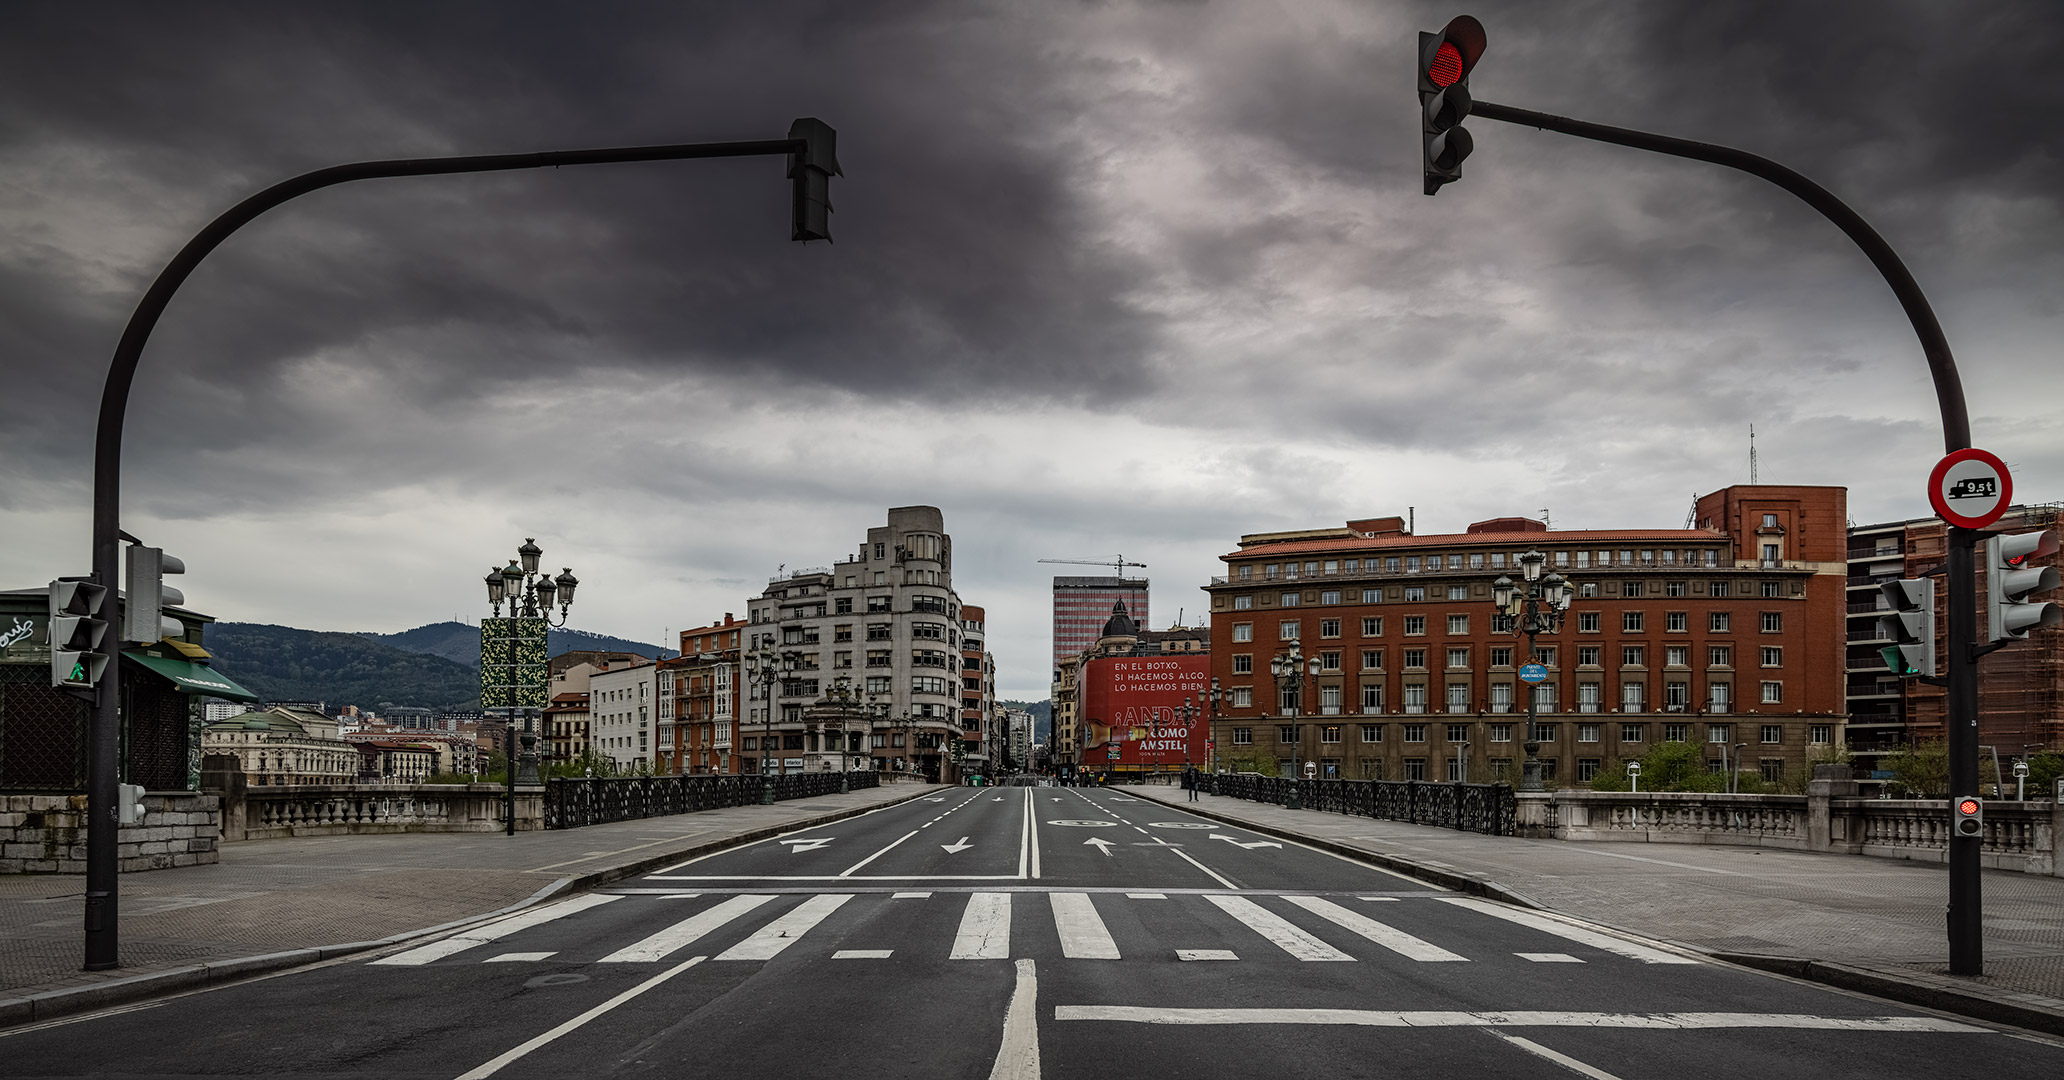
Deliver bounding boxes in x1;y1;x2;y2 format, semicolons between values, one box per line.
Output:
505;721;516;837
1473;99;1979;973
83;134;807;970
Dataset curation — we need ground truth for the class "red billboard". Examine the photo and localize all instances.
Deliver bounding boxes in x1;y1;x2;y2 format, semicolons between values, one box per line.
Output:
1079;654;1210;771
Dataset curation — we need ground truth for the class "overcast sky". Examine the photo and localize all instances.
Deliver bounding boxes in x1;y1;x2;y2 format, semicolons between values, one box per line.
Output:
4;1;2061;701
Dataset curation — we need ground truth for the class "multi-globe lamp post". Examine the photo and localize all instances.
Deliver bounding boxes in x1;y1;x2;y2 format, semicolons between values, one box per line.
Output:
482;539;577;835
748;647;799;804
1270;644;1321;810
1491;549;1571;793
1196;678;1223;776
819;674;875;793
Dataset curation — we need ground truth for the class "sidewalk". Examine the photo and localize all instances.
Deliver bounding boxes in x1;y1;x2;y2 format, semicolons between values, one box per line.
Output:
1130;785;2064;1035
0;782;941;1024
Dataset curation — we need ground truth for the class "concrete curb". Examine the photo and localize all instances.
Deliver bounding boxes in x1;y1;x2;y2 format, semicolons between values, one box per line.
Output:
1136;786;2064;1038
1128;788;1543;908
0;784;941;1029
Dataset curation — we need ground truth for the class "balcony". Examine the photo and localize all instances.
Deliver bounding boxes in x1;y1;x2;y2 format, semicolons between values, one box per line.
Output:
1847;545;1903;561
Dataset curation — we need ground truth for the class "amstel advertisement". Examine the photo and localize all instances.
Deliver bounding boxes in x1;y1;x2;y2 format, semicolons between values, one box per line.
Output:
1078;654;1211;771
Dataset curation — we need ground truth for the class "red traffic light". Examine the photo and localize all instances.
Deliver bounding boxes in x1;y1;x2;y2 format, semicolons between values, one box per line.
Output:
1957;798;1980;816
1426;15;1486;86
1428;42;1464;87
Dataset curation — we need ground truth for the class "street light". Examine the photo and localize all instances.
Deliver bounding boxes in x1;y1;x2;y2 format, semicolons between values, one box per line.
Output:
1627;760;1642;793
1491;550;1573;792
748;647;798;804
1270;644;1321;809
1198;678;1223;775
482;539;577;832
821;674;868;793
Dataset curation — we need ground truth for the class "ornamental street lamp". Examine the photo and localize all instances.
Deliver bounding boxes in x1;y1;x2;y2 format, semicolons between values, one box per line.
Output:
1270;644;1321;810
748;647;799;804
820;674;870;793
482;538;577;815
1198;678;1223;775
1492;549;1572;793
1172;700;1201;772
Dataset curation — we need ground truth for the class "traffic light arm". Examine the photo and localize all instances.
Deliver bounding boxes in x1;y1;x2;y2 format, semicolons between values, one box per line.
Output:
83;125;833;973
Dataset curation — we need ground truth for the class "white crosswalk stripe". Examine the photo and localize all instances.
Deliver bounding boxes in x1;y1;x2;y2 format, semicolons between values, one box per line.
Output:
951;891;1012;959
599;894;777;963
1050;893;1119;959
1434;896;1699;965
1282;896;1468;962
1204;895;1354;962
372;894;621;966
715;894;853;961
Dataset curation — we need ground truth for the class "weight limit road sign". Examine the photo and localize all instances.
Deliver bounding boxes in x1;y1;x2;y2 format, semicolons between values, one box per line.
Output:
1929;448;2012;529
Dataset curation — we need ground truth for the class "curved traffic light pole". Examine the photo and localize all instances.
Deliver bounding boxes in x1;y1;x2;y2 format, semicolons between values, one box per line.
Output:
1471;98;1985;975
85;135;812;971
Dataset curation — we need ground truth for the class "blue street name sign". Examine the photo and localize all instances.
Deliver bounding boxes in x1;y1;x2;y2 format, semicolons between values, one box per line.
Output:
1518;662;1549;684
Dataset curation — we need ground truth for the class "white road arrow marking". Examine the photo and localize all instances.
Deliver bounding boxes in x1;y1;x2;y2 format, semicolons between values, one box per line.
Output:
1209;834;1282;850
942;837;974;853
780;837;834;853
992;797;1005;801
1084;837;1117;856
923;798;947;802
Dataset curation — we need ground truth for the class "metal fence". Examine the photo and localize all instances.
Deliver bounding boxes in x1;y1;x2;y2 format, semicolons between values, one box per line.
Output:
543;770;879;829
1207;773;1517;836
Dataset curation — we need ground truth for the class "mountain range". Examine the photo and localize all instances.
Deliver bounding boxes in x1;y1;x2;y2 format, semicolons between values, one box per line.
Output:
202;621;668;712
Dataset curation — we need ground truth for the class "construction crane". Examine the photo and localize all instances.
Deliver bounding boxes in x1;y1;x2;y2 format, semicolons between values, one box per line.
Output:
1038;555;1147;582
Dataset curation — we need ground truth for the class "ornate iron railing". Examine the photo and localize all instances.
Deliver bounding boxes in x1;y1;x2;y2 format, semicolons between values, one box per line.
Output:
1206;773;1516;836
544;770;879;829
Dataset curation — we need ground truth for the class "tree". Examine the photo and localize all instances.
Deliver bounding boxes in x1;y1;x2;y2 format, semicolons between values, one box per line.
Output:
1881;739;1949;799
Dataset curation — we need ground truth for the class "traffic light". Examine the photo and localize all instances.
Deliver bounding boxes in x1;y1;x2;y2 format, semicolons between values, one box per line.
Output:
1876;579;1935;677
48;577;109;691
117;783;147;826
787;117;840;242
1985;530;2061;643
1953;795;1983;838
1418;15;1486;195
123;545;187;644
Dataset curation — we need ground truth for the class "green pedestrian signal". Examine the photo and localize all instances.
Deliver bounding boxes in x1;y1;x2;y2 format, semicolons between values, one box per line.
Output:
1876;578;1935;678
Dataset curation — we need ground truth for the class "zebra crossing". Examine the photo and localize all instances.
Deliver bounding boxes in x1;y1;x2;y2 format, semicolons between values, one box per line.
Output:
370;889;1702;970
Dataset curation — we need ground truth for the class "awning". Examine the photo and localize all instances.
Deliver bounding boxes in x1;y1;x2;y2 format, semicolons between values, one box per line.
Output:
123;651;262;703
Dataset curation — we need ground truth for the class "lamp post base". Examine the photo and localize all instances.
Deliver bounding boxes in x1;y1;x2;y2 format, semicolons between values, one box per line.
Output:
760;778;775;805
1520;741;1545;793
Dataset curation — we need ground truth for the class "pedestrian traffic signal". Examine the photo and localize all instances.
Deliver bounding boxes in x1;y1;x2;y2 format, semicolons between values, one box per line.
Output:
1985;530;2061;643
48;577;109;691
1418;15;1486;195
123;545;187;644
1876;579;1935;677
787;117;840;242
1953;796;1983;838
117;783;147;826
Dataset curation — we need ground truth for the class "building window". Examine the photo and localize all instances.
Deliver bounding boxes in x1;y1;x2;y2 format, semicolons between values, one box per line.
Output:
1234;595;1254;610
1321;590;1342;605
1320;651;1343;672
1709;645;1732;667
1576;683;1601;713
1664;581;1687;597
1404;685;1427;713
1404;758;1427;781
1533;645;1556;666
1621;682;1645;713
1320;725;1342;744
1361;685;1384;713
1621;723;1647;743
1490;683;1514;714
1469;553;1485;569
1441;722;1467;743
1490;646;1514;667
1360;724;1382;742
1761;612;1783;633
1809;724;1833;744
1709;683;1732;713
1711;580;1732;598
1447;648;1470;669
1624;581;1645;598
1578;759;1602;782
1232;687;1253;708
1622;611;1645;632
1666;611;1687;632
1447;614;1469;634
1280;621;1301;641
1232;727;1253;745
1238;565;1253;581
1761;681;1783;704
1404;616;1427;635
1447;585;1468;601
1533;683;1557;713
1664;723;1689;743
1403;724;1427;743
1281;592;1301;607
1446;684;1470;713
1761;646;1782;667
1278;725;1300;743
1490;724;1513;743
1232;623;1254;642
1403;649;1428;670
1666;645;1689;667
1576;646;1602;667
1621;646;1645;667
1362;589;1384;604
1761;724;1783;744
1280;686;1301;713
1761;580;1783;597
1578;724;1600;743
1578;612;1601;632
1707;724;1732;744
1403;586;1426;602
1361;616;1384;636
1232;655;1253;674
1320;619;1342;638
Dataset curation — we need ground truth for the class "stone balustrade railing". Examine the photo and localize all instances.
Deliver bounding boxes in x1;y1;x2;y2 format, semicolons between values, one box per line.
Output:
226;783;541;841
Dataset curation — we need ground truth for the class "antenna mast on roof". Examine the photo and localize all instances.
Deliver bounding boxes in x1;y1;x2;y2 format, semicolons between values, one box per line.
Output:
1540;508;1551;530
1750;423;1758;484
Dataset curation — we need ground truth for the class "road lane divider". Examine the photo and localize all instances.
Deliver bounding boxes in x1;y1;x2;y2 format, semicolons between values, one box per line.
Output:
1052;1007;1989;1031
453;956;708;1079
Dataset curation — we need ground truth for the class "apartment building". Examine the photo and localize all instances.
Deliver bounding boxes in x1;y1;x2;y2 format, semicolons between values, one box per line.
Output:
1052;575;1149;669
544;691;591;765
589;657;658;773
959;605;999;777
743;506;995;783
1846;503;2064;787
1200;485;1847;787
670;615;745;774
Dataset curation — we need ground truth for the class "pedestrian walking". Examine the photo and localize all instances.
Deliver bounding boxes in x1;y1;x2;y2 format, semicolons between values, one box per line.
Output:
1184;765;1200;801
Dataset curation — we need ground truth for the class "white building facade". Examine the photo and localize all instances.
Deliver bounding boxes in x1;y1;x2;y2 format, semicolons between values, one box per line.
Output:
589;659;659;773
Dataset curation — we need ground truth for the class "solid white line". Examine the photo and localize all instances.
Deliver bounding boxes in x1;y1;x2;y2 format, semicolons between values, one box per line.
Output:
951;892;1013;959
453;956;706;1079
1030;793;1043;878
1018;789;1032;879
893;891;931;898
1484;1032;1625;1078
1171;848;1238;890
1435;896;1700;965
598;895;775;963
1283;896;1468;962
839;829;920;877
987;959;1040;1080
834;949;894;959
714;894;852;961
483;952;557;963
649;874;1024;881
1204;895;1353;962
1052;1008;1991;1031
1128;893;1167;899
1050;893;1119;960
372;894;620;966
1518;953;1583;963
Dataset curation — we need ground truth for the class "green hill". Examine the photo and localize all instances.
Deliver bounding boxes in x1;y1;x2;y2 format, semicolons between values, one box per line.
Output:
205;623;483;711
357;621;669;667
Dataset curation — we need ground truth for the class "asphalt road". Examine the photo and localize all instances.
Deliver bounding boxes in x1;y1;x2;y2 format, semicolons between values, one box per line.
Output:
4;784;2063;1079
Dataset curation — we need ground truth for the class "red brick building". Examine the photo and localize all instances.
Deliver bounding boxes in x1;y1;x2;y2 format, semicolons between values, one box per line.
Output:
1201;485;1847;787
669;615;744;774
